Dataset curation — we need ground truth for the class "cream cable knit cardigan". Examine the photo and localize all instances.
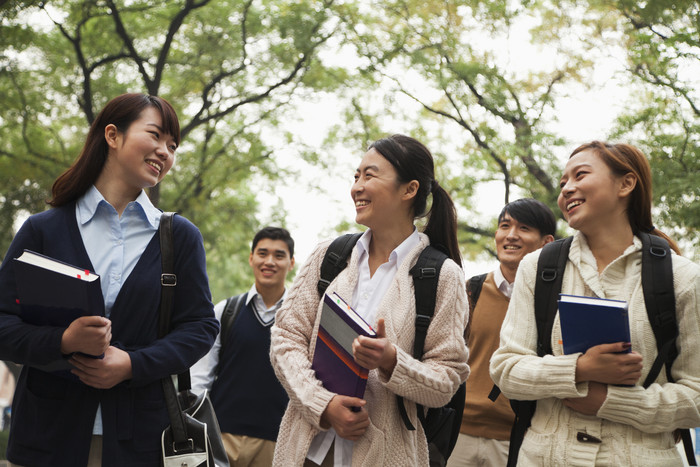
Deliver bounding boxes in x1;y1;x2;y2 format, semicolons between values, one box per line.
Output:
490;232;700;466
270;233;470;466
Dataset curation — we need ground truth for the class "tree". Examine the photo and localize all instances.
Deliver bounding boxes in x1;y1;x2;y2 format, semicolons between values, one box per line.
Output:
331;0;593;258
603;0;699;257
331;0;699;260
0;0;342;298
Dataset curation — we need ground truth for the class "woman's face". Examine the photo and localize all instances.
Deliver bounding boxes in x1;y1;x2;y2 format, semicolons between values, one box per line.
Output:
108;106;177;192
557;149;628;233
351;148;408;230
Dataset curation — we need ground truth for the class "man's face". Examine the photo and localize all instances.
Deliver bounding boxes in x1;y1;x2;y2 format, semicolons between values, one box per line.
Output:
249;238;294;290
495;213;551;270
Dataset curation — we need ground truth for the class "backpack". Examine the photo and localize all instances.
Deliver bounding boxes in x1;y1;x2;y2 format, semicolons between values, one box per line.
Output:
217;293;247;371
318;233;466;467
492;232;696;467
465;273;488;340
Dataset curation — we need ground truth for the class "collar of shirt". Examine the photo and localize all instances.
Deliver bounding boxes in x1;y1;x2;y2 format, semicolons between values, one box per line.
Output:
493;266;514;299
352;227;420;326
246;283;287;325
77;185;160;229
356;227;420;270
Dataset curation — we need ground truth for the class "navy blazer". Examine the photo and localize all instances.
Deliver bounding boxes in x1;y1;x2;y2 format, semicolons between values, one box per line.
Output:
0;203;218;466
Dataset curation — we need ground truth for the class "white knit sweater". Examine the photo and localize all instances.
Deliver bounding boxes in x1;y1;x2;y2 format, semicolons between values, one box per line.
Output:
490;232;700;466
270;233;470;466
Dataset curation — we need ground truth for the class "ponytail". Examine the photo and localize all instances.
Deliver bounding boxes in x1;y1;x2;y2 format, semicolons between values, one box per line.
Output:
424;181;461;267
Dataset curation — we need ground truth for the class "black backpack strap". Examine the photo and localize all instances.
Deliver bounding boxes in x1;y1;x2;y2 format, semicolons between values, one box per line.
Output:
397;245;448;431
533;237;572;356
640;232;677;387
505;237;572;467
466;273;488;312
217;293;247;375
317;233;362;297
465;273;488;340
638;234;695;465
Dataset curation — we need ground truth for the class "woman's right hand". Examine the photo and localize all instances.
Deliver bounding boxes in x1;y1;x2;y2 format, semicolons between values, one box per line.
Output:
320;395;369;441
60;315;112;356
575;342;643;386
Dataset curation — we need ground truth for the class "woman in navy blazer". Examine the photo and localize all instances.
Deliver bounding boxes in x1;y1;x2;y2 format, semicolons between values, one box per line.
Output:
0;93;219;466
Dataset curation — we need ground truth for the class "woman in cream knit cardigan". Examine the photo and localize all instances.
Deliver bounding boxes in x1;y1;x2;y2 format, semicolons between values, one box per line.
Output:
490;141;700;466
270;134;469;466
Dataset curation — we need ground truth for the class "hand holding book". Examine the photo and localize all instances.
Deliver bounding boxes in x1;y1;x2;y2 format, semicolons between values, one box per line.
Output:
558;294;643;387
574;342;643;387
61;315;112;357
352;318;397;374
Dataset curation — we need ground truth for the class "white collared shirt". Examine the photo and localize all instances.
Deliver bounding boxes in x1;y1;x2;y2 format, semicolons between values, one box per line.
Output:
306;228;420;467
190;284;286;394
493;266;514;299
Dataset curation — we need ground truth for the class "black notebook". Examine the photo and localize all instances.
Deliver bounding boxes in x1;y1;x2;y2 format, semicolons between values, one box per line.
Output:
13;250;104;326
13;250;105;372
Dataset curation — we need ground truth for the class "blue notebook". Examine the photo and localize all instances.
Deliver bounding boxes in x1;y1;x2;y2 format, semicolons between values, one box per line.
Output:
558;294;630;354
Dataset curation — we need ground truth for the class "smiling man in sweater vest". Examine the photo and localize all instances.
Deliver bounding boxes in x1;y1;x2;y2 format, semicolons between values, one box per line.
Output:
191;227;295;467
448;199;555;467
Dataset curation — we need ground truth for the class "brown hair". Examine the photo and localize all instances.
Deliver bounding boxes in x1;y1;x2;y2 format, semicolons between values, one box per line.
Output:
49;93;180;207
569;141;680;254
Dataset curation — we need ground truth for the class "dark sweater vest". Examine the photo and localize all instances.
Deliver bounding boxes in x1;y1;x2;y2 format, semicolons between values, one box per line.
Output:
210;301;289;441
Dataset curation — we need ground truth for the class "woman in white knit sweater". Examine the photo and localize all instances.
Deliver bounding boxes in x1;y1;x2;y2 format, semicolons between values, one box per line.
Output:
270;134;470;466
490;141;700;466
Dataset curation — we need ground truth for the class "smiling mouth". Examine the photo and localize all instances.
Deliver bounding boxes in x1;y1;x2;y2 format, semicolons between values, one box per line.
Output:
146;160;162;173
355;200;369;207
567;200;583;211
503;245;521;250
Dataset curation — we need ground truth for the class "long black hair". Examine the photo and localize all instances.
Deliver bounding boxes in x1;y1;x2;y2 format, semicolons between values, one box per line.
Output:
368;134;461;267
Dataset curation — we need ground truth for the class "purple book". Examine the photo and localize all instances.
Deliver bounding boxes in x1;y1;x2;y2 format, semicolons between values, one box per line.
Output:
312;292;376;400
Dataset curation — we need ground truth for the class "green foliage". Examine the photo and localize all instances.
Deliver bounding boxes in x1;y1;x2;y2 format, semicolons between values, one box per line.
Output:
599;0;699;258
2;0;698;271
327;0;582;260
0;0;342;292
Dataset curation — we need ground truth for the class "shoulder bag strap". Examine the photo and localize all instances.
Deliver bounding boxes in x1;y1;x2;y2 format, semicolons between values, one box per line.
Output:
157;212;191;447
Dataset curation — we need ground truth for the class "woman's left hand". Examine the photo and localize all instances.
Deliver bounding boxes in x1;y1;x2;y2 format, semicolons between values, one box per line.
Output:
563;382;608;415
353;318;397;373
70;346;133;389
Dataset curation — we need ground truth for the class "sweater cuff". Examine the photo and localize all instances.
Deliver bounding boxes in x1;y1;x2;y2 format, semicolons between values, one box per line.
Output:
305;387;337;430
381;346;413;390
597;384;645;425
